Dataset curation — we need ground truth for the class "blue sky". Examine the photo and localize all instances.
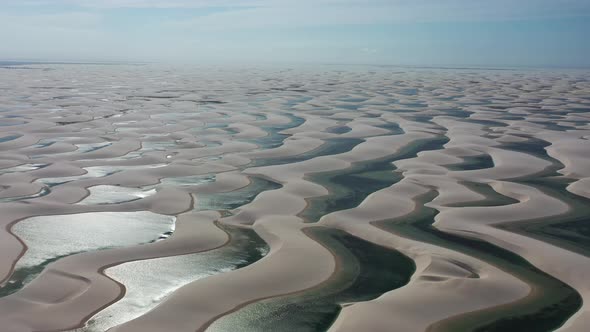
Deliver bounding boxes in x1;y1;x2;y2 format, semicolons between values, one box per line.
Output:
1;0;589;67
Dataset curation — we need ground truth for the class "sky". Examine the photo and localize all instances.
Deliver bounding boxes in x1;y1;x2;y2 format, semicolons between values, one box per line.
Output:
1;0;589;67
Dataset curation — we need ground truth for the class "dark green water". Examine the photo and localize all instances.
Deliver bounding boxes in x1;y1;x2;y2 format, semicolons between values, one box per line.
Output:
400;133;585;330
407;114;434;123
500;178;590;257
375;121;404;135
76;224;268;332
399;88;418;96
301;136;449;222
0;253;79;297
445;181;519;208
501;136;552;156
462;118;508;128
0;120;27;127
285;96;313;108
400;102;428;108
197;176;282;211
497;136;590;256
325;125;351;134
207;137;454;331
217;224;270;270
339;97;369;103
336;103;362;111
377;193;582;332
250;113;305;149
0;134;21;142
440;108;472;119
530;121;575;131
84;143;113;153
251;138;364;168
208;228;414;332
0;217;268;305
498;115;526;121
436;150;517;207
285;132;582;332
447;153;494;171
0;186;51;203
7;170;276;300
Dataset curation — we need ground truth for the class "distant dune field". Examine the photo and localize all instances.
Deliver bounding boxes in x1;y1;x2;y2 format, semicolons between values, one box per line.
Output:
0;64;589;332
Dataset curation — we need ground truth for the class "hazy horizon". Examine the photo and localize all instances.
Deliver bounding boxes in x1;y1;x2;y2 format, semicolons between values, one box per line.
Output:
1;0;589;68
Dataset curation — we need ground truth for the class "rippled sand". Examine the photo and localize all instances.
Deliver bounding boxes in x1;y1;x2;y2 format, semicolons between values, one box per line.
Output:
0;64;589;332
